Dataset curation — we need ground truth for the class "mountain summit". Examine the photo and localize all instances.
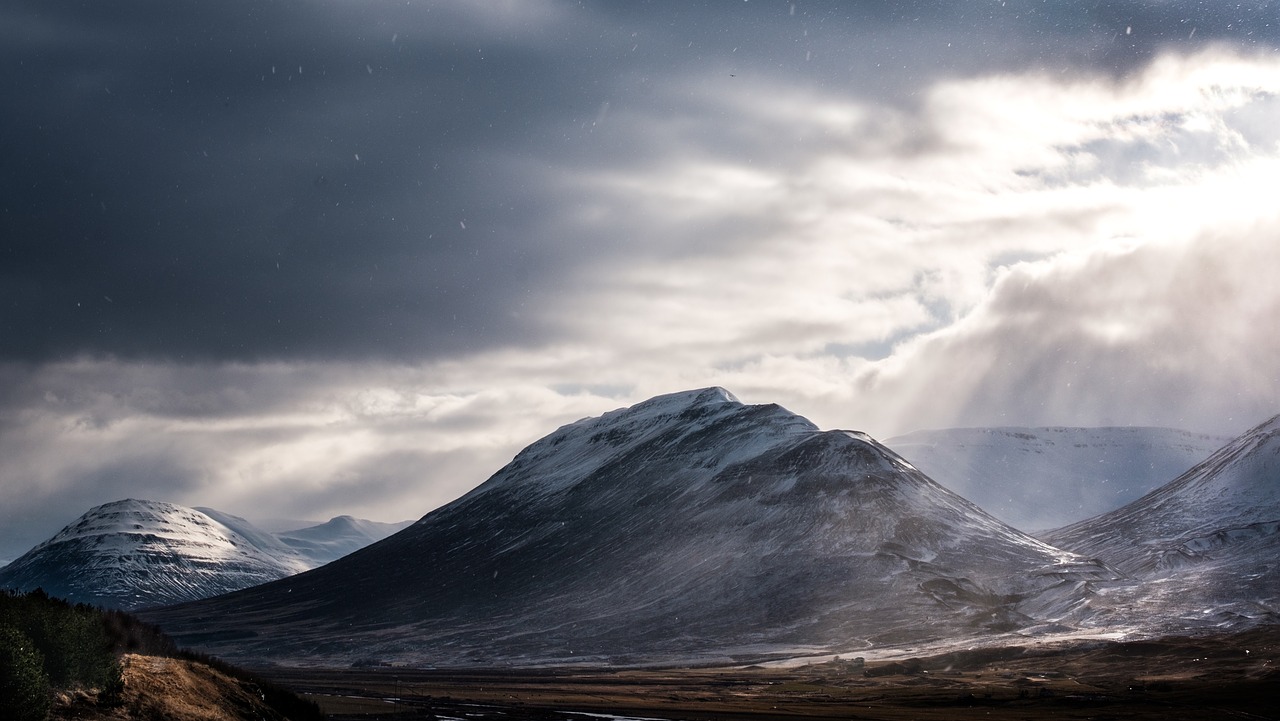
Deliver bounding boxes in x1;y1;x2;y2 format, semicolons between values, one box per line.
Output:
145;388;1112;666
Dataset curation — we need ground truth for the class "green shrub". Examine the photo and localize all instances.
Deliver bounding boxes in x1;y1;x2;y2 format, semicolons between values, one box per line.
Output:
0;625;51;721
0;589;120;691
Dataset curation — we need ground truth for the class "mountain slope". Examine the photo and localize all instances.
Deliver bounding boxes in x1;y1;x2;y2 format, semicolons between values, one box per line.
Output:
1044;414;1280;631
885;427;1229;531
144;388;1113;667
0;499;311;610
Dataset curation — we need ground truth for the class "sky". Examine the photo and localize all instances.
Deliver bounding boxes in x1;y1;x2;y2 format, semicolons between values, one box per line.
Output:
2;0;1279;560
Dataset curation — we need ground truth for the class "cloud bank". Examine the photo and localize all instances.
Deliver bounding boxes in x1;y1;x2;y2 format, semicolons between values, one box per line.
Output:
1;2;1277;555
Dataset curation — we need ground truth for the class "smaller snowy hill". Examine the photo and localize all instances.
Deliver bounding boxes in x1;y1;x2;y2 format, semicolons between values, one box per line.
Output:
0;499;310;610
885;427;1228;531
0;499;412;610
1044;414;1280;632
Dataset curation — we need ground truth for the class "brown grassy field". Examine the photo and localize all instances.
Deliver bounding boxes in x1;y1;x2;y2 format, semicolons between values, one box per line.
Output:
50;654;290;721
261;626;1280;720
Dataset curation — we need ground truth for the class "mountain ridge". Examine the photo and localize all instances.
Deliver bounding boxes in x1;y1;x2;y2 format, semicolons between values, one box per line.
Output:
1043;413;1280;634
142;387;1116;667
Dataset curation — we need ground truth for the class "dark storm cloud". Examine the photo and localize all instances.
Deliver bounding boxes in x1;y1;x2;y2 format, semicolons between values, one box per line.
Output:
1;1;1278;562
3;0;1274;363
0;0;598;361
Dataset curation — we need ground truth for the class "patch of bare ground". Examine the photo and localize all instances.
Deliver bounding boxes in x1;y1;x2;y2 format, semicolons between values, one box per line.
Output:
50;654;292;721
261;626;1280;721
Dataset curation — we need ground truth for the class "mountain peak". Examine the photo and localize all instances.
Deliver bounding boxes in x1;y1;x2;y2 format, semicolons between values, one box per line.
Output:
146;389;1110;667
663;385;740;406
592;386;741;425
0;501;411;609
0;499;310;610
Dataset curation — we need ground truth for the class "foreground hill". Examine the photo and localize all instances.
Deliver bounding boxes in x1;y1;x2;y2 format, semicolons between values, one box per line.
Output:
885;426;1228;531
0;500;409;610
1045;414;1280;633
50;654;310;721
145;388;1113;667
0;588;320;721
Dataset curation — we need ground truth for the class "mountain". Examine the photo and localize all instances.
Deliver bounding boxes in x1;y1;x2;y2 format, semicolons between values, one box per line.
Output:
0;500;413;610
0;499;311;610
1044;414;1280;632
273;515;414;567
884;427;1229;531
143;388;1114;667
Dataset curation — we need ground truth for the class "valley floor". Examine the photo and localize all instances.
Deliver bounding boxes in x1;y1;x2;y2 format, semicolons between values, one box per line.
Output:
260;626;1280;721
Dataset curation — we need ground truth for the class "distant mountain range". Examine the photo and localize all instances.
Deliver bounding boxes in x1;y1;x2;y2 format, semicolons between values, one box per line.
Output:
142;388;1123;666
0;499;411;610
886;426;1229;530
7;388;1275;669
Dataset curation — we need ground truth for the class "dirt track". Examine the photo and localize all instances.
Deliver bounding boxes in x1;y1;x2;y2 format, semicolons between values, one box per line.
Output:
262;626;1280;720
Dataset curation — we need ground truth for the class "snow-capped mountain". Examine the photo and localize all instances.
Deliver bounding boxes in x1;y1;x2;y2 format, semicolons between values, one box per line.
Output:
144;388;1114;666
273;515;413;567
0;499;311;610
0;500;413;609
1044;414;1280;631
885;427;1229;531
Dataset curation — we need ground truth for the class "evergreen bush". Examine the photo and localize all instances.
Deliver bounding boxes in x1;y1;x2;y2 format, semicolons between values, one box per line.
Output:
0;625;51;721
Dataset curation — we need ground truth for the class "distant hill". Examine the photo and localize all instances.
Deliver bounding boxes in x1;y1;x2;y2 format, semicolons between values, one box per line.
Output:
885;426;1228;530
0;499;410;610
273;515;413;567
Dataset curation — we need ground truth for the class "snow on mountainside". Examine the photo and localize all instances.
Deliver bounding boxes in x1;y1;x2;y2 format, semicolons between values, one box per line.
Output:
885;427;1229;531
0;499;311;610
0;500;411;609
145;387;1116;667
1044;414;1280;632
